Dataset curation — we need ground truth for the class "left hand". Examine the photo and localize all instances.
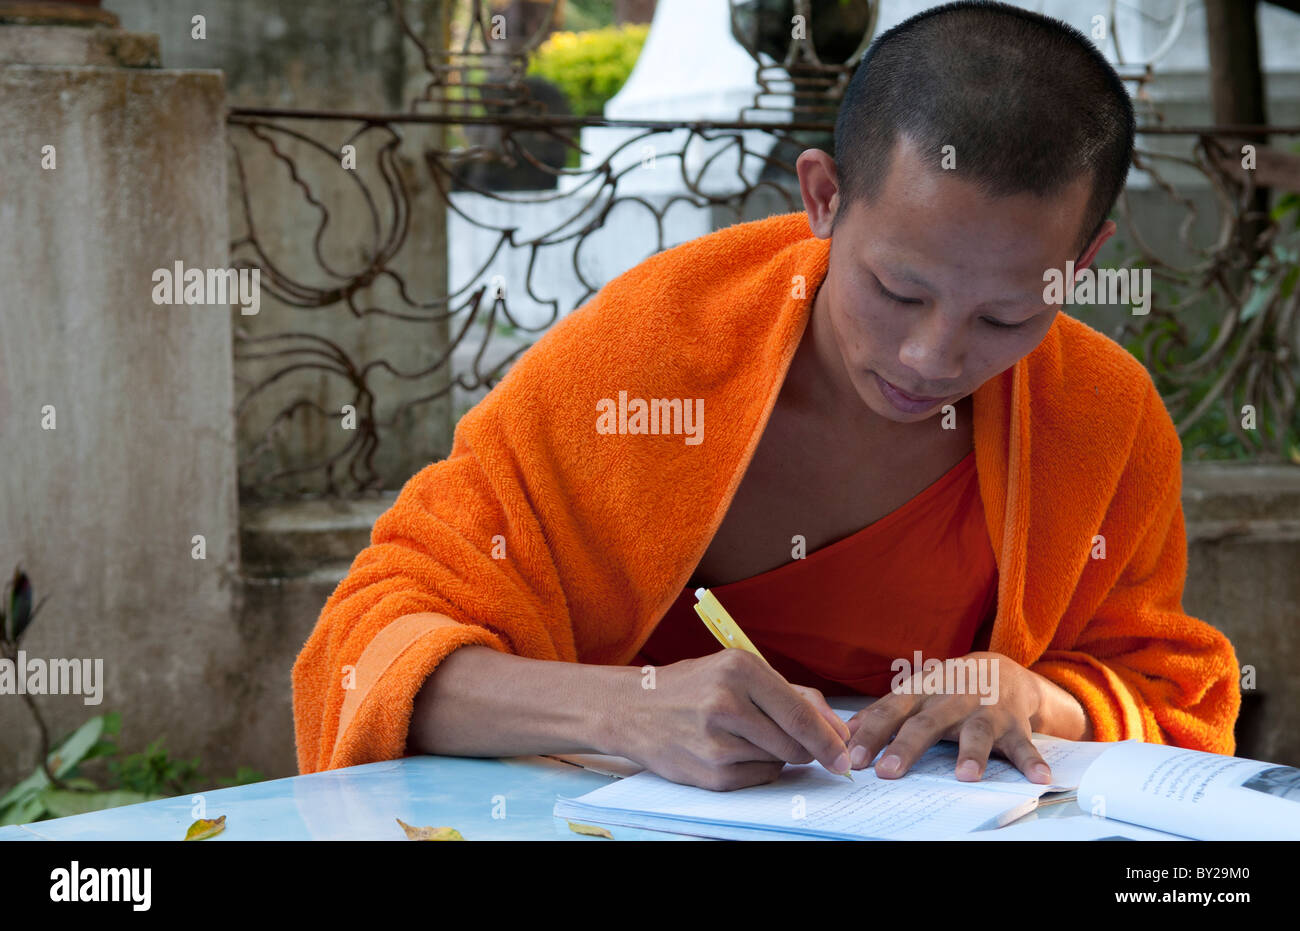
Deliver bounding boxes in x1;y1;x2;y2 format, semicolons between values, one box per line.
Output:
844;651;1054;785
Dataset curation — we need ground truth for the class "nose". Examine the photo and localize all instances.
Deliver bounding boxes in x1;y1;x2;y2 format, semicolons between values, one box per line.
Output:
898;309;965;385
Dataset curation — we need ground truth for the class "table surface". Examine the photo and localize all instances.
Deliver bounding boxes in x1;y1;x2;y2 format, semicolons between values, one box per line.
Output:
0;697;1098;841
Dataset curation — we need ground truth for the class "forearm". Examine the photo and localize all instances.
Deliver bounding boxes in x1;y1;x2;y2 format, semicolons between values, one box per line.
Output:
405;643;636;757
1030;671;1094;741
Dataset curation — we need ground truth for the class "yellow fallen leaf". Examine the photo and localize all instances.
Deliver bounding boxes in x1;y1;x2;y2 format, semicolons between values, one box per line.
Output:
184;815;226;841
567;820;613;839
396;818;464;840
1289;443;1300;465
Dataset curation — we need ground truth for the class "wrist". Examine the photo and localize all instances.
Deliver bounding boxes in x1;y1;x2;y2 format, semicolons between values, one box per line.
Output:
586;663;644;757
1029;669;1092;740
1027;670;1048;733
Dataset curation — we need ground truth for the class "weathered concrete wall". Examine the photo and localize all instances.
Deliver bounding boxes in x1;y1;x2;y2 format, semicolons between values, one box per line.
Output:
9;0;456;787
111;0;453;498
1184;465;1300;767
107;0;407;109
0;61;236;790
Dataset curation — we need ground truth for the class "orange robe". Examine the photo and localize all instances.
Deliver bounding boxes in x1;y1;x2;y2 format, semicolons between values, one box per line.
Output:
633;449;1000;696
291;211;1241;774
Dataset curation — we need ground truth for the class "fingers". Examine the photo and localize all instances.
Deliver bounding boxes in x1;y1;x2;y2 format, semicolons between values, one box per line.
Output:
704;759;787;792
720;699;816;766
849;697;1053;785
954;719;1051;783
845;692;917;772
695;653;813;766
953;713;998;781
870;699;972;779
735;653;852;776
844;698;883;741
790;683;851;742
997;727;1053;785
663;730;787;791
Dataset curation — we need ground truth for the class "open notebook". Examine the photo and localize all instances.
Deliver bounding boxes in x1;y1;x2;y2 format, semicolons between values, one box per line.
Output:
552;710;1300;840
553;709;1108;841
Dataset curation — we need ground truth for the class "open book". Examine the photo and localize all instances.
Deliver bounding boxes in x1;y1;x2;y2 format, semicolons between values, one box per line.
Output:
552;711;1300;840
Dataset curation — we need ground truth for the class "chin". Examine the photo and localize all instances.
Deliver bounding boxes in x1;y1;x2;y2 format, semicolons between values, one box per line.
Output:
874;399;939;423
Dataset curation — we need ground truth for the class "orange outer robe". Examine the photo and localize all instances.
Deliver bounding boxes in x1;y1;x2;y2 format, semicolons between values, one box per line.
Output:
291;211;1241;774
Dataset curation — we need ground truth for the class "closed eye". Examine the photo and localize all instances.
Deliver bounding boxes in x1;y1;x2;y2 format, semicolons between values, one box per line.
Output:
874;273;1029;329
873;275;922;305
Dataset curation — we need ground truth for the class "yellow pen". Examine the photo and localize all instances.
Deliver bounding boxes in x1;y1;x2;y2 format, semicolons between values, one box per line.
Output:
693;587;854;782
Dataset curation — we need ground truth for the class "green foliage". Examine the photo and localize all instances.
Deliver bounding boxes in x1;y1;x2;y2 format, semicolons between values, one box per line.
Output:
560;0;618;32
443;24;648;164
0;708;265;826
526;25;651;118
219;766;266;789
0;568;268;826
0;713;154;826
1104;176;1300;463
107;738;203;796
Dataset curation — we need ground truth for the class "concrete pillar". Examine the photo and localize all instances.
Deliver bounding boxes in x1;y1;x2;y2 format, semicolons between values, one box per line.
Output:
0;27;236;791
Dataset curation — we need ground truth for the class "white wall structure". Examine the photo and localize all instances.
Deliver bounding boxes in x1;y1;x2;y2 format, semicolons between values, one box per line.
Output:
447;0;795;340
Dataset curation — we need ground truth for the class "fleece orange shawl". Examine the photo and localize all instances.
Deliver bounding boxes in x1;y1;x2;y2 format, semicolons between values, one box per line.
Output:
292;211;1241;774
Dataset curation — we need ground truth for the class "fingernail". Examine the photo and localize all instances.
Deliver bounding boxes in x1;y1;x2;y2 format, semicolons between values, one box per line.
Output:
1033;763;1052;782
956;760;979;780
850;745;868;768
833;752;851;774
878;754;901;776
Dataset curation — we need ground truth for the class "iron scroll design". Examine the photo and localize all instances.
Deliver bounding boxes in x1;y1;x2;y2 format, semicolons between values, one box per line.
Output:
227;0;1299;501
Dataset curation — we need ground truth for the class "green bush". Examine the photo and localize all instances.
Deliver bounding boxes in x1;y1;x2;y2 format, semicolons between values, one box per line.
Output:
1107;184;1300;463
0;711;265;826
527;24;651;118
0;569;264;827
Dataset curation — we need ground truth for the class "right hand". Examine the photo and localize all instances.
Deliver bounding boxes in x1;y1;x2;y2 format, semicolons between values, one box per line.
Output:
613;649;853;791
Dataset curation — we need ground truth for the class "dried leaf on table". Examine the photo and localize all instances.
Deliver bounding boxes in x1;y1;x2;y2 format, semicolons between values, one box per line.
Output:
396;818;464;840
184;815;226;840
567;821;614;839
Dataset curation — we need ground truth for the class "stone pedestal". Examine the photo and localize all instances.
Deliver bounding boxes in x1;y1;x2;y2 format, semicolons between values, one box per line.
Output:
0;28;236;791
0;24;159;66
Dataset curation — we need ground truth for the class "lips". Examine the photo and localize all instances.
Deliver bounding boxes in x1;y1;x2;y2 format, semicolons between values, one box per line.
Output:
878;376;943;403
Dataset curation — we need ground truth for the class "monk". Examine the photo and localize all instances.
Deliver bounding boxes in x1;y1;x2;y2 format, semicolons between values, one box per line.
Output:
292;1;1240;790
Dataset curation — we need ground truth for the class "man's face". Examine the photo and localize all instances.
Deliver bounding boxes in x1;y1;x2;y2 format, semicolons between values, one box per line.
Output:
815;134;1101;425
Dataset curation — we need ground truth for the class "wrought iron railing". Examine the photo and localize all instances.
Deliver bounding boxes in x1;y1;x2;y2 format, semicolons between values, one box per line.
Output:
227;0;1299;501
1110;127;1300;463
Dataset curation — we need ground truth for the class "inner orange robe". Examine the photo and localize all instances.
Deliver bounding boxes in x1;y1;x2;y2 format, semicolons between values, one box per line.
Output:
633;450;998;695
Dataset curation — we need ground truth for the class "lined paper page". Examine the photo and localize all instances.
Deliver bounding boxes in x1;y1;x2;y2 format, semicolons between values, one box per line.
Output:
556;761;1031;840
552;708;1114;839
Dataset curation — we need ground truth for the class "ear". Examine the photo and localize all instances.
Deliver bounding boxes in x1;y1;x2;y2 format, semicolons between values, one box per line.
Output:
1074;219;1117;271
796;148;840;239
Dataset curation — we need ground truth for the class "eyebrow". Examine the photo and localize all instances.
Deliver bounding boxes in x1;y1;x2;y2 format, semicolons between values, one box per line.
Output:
871;261;1044;310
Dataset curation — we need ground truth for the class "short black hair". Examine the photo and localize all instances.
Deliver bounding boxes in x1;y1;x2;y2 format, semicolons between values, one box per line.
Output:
831;0;1135;256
